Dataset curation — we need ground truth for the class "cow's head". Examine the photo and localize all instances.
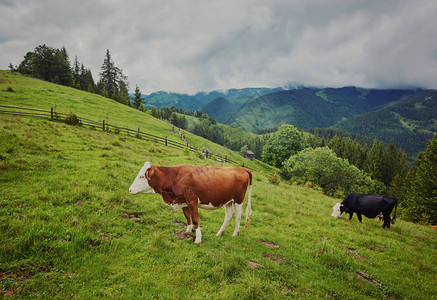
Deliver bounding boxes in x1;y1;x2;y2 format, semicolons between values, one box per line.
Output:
129;161;155;194
331;202;343;218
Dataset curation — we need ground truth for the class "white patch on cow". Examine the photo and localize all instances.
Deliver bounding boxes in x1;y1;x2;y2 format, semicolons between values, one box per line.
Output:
216;201;234;236
129;162;155;194
194;227;202;244
170;203;188;211
232;203;243;236
331;203;343;218
186;224;193;233
198;199;232;210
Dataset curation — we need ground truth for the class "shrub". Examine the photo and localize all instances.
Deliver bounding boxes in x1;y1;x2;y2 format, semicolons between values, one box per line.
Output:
281;147;384;196
268;170;280;185
64;113;81;126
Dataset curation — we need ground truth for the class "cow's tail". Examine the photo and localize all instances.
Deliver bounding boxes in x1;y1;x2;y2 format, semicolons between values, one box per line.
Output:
245;170;253;229
392;198;398;225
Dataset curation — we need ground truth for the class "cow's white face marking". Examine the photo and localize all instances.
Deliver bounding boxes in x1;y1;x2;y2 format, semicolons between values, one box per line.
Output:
129;162;155;194
331;203;342;218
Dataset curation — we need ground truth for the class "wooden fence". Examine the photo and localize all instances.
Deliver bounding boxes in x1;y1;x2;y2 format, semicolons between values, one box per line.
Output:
0;105;250;169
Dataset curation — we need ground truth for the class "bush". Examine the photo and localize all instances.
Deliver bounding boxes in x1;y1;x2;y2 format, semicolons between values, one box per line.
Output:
268;170;280;185
281;147;384;196
64;113;81;126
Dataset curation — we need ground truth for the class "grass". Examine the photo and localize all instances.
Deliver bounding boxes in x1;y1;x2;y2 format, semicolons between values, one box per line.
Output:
1;71;437;299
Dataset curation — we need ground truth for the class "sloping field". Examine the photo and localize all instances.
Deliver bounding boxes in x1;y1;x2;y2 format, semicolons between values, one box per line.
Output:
0;71;436;299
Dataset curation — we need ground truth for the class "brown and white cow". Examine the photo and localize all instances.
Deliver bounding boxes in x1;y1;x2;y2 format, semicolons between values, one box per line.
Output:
129;162;252;244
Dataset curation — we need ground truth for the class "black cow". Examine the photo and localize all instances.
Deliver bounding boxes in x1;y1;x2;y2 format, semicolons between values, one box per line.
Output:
331;193;398;228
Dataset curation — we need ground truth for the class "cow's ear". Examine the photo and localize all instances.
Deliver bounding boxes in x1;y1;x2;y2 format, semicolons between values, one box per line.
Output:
146;167;154;181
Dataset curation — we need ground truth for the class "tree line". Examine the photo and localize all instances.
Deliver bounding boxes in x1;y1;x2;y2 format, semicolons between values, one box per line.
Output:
150;106;266;159
10;44;145;110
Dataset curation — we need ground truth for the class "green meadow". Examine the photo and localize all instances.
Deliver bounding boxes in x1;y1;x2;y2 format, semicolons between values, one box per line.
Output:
1;71;436;299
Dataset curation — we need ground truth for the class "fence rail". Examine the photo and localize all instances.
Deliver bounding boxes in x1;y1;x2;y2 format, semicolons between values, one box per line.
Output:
0;105;250;169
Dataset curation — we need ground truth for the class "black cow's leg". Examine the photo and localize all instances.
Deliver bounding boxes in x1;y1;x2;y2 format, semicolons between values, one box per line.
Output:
349;212;354;220
357;213;362;223
382;213;391;228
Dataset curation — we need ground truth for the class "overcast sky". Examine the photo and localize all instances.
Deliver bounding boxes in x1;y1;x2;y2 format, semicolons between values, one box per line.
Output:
1;0;437;94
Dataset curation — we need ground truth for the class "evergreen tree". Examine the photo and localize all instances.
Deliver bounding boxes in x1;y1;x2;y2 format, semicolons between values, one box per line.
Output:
99;49;119;99
117;76;130;105
365;139;384;181
132;85;144;109
402;135;437;224
73;56;81;88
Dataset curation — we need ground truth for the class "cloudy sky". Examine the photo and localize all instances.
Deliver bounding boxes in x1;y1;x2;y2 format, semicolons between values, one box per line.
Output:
1;0;437;94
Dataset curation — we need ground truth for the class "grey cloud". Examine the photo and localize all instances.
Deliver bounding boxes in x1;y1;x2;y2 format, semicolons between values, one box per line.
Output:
1;0;437;93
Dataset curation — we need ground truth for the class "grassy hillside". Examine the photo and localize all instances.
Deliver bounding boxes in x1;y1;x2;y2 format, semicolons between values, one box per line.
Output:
1;72;437;299
0;71;260;170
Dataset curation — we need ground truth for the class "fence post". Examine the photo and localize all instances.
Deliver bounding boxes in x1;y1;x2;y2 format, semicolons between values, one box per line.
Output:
51;107;53;119
206;150;209;159
165;136;168;146
242;163;245;167
103;120;105;131
138;127;140;135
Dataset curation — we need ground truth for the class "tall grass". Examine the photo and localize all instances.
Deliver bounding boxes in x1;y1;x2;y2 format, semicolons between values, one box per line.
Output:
1;71;436;299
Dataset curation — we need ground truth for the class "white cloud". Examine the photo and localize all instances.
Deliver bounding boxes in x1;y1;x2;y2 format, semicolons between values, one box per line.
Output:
1;0;437;93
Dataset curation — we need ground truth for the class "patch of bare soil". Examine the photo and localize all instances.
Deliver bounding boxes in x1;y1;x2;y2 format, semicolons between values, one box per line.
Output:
259;240;279;248
347;247;366;261
174;230;193;241
264;254;283;265
356;272;382;287
248;261;261;270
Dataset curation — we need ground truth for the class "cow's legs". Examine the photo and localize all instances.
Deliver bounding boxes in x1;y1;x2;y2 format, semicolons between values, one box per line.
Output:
182;207;193;233
357;213;362;223
232;203;243;237
382;212;391;228
216;202;234;236
187;200;201;244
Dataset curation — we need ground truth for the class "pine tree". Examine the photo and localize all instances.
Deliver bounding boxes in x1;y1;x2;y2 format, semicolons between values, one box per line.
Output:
99;49;119;99
132;85;144;109
73;56;81;88
402;135;437;224
117;75;130;105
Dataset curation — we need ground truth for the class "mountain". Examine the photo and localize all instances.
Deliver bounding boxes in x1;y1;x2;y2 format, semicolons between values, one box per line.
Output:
225;87;418;131
200;97;241;123
142;91;204;110
142;87;284;111
140;85;435;155
332;90;437;154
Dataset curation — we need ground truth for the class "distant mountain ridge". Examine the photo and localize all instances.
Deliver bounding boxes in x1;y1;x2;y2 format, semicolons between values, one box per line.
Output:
140;86;436;155
142;87;284;111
